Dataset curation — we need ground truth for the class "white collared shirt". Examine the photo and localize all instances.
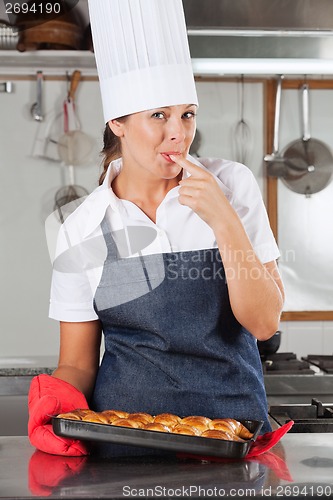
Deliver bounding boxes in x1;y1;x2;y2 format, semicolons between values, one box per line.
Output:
48;155;280;322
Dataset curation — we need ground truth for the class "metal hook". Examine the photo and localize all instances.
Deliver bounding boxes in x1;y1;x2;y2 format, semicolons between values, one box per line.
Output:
0;81;13;93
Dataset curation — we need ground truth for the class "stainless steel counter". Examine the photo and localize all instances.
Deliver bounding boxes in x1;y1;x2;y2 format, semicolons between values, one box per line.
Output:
1;435;333;499
0;356;57;378
0;357;57;437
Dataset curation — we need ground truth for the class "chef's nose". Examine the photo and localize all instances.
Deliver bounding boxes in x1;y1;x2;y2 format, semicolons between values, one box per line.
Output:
168;118;186;143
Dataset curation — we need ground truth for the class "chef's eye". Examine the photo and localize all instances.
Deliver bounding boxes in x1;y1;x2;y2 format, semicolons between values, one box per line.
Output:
183;111;197;119
151;112;165;119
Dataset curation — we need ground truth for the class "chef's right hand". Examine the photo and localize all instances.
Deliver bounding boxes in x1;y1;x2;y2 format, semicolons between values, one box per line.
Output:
28;374;89;456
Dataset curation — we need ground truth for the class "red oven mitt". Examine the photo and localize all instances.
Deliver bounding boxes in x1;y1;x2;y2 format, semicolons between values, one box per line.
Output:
28;450;87;497
28;374;89;456
246;421;294;457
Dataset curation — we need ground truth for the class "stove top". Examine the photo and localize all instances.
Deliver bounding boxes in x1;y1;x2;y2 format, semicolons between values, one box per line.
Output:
261;352;316;375
269;398;333;432
302;354;333;374
262;352;333;406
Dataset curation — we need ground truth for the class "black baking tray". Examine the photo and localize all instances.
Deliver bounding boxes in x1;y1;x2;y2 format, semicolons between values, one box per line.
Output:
52;417;263;459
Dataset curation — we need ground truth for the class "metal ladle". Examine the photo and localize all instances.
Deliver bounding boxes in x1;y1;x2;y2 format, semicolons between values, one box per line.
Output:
30;71;43;122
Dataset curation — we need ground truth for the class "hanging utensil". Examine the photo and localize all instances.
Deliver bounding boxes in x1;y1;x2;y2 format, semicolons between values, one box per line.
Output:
233;75;252;164
54;183;89;223
54;70;89;220
54;160;89;223
264;76;315;178
264;75;287;176
57;70;95;167
30;70;44;122
281;83;333;195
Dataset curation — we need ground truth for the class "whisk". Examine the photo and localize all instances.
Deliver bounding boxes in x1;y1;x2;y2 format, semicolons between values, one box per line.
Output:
233;76;252;165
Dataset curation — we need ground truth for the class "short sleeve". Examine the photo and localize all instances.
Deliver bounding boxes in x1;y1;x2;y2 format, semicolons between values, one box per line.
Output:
47;213;101;322
49;269;99;322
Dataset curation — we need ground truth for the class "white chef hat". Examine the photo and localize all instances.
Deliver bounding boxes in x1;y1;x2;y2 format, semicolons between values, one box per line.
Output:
88;0;198;123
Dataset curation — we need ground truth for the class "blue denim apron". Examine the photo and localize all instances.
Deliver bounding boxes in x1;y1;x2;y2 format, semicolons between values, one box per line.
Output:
91;218;271;456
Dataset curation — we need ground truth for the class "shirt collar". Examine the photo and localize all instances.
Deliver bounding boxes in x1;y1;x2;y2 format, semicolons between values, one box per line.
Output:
82;154;232;238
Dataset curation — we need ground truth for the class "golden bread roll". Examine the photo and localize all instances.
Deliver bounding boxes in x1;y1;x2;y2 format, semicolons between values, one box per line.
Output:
57;410;84;421
201;429;244;441
209;420;235;433
107;409;129;419
181;416;212;433
100;410;123;423
81;412;109;424
172;424;201;436
153;413;181;428
143;423;171;432
57;408;93;420
76;409;95;416
111;418;143;428
222;419;254;439
128;413;154;425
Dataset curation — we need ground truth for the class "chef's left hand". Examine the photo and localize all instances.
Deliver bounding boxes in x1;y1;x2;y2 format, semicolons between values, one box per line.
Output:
171;155;234;230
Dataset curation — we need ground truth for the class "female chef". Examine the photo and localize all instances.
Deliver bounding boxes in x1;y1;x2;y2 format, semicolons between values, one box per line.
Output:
28;0;284;457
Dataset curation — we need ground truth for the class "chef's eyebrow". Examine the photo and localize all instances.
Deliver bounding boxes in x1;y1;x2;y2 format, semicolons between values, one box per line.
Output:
157;105;196;110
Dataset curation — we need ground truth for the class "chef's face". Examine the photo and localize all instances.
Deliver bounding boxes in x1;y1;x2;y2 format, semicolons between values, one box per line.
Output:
108;104;197;180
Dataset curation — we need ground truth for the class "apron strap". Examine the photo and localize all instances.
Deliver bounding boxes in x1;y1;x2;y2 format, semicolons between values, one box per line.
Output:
100;216;119;261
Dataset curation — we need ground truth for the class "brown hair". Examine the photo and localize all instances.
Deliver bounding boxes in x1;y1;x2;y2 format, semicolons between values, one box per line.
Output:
99;118;126;185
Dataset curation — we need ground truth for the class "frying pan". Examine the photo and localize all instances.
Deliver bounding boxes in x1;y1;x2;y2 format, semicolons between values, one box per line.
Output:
264;76;312;177
280;83;333;195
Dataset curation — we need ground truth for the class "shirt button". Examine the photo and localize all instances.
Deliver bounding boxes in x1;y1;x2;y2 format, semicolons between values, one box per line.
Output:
158;230;164;237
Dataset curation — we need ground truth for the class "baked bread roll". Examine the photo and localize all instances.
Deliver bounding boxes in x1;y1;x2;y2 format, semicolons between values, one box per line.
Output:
144;423;171;432
100;410;124;424
128;413;154;425
201;429;244;442
181;416;211;433
107;409;129;419
76;409;95;417
172;424;201;436
153;413;181;428
209;419;235;433
222;419;254;439
111;418;143;429
56;409;86;420
82;412;110;424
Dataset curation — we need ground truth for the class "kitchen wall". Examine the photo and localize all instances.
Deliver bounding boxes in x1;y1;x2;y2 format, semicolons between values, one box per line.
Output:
0;76;331;357
0;77;104;357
